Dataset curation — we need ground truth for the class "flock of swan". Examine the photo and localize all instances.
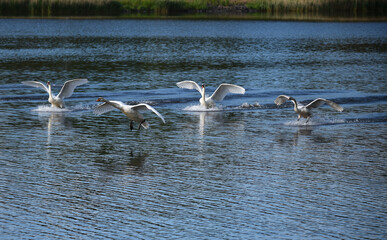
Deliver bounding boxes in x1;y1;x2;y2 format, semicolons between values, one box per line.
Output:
22;79;344;129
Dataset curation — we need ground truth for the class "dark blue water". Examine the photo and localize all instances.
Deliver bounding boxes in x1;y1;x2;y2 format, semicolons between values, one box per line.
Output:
0;19;386;239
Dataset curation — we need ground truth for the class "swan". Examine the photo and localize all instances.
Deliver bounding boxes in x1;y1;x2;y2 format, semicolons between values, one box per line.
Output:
22;79;88;108
176;81;245;109
274;95;343;123
94;97;165;130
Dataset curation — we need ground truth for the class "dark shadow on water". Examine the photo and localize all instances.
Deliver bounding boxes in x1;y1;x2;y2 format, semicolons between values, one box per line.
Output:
95;145;149;175
275;123;342;147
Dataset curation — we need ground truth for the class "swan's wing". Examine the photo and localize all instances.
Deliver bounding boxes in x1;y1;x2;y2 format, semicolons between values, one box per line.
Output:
21;81;49;93
176;81;202;94
209;83;245;102
57;79;88;99
274;95;291;105
131;104;166;123
306;98;344;112
93;100;124;115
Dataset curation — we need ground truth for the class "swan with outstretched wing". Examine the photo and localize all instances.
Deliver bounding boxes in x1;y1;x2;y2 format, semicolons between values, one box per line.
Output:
22;79;88;108
275;95;343;123
94;97;165;130
176;81;245;108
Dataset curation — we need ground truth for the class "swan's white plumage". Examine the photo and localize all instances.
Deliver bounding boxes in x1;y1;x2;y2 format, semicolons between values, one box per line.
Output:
131;104;166;124
305;98;344;112
57;79;89;99
209;83;245;102
22;79;88;108
94;97;165;130
274;95;290;106
22;81;49;93
176;80;245;108
275;95;343;123
93;101;119;115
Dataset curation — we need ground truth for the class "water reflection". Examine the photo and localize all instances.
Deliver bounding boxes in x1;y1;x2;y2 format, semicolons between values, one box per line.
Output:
95;147;148;175
196;111;224;136
36;111;71;157
293;126;313;146
1;20;386;240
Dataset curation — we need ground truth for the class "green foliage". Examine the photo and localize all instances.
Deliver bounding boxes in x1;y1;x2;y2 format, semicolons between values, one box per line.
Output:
0;0;123;16
0;0;386;17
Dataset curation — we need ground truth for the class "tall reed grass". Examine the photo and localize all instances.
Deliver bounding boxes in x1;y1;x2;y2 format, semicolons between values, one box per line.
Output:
0;0;122;16
0;0;386;17
244;0;386;17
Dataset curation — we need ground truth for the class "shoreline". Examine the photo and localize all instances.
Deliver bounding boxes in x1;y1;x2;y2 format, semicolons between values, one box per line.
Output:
1;0;386;22
1;12;387;22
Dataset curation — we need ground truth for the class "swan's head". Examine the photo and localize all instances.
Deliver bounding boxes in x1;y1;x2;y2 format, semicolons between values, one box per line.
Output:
47;81;51;86
201;84;205;89
96;97;104;102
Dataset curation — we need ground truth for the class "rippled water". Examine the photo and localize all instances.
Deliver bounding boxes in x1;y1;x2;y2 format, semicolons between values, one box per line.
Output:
0;19;386;239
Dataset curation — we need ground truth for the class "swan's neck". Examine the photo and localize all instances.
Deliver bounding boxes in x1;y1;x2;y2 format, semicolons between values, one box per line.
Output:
291;99;299;112
200;87;207;106
48;84;53;99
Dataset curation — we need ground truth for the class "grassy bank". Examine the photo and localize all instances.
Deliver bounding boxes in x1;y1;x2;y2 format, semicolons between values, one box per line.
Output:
0;0;386;18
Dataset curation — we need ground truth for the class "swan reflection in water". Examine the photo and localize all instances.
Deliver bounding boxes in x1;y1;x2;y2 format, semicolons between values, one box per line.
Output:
293;126;313;146
35;109;71;160
37;110;70;145
188;110;246;142
197;111;223;136
95;146;149;174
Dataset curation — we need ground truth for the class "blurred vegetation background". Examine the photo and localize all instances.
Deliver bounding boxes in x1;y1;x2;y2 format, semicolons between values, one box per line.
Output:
0;0;386;18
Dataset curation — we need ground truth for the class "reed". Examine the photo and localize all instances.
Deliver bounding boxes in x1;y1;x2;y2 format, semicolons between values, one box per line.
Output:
0;0;386;17
0;0;122;16
243;0;386;17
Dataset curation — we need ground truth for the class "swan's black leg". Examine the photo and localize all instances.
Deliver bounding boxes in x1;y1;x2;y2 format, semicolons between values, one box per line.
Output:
306;117;310;123
130;121;134;131
138;119;146;130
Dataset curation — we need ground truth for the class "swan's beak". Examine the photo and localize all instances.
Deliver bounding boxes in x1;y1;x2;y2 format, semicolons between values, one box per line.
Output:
96;98;101;102
201;84;205;89
47;81;50;86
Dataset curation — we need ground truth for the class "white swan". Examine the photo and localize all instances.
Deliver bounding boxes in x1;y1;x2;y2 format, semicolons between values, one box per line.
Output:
275;95;344;123
22;79;88;108
176;81;245;109
94;97;165;130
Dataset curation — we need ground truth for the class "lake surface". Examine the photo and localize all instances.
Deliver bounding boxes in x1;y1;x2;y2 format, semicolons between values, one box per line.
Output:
0;19;386;239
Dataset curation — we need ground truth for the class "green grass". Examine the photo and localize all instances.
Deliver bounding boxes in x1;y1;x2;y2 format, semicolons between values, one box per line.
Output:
0;0;386;17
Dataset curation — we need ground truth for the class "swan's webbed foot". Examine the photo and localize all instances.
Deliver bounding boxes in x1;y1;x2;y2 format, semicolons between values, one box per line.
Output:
130;121;134;131
138;119;146;130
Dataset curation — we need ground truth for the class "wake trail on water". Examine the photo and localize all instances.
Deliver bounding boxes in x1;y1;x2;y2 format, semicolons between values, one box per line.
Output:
31;103;93;113
284;116;387;126
284;118;346;126
183;105;223;112
183;102;261;112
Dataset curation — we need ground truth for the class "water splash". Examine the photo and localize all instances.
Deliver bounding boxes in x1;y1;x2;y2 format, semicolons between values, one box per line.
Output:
238;102;261;109
284;118;346;126
31;103;92;113
183;105;223;112
71;103;94;111
32;105;71;113
183;102;261;112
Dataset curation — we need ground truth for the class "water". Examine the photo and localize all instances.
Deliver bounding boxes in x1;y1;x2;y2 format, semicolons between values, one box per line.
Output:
0;19;386;239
